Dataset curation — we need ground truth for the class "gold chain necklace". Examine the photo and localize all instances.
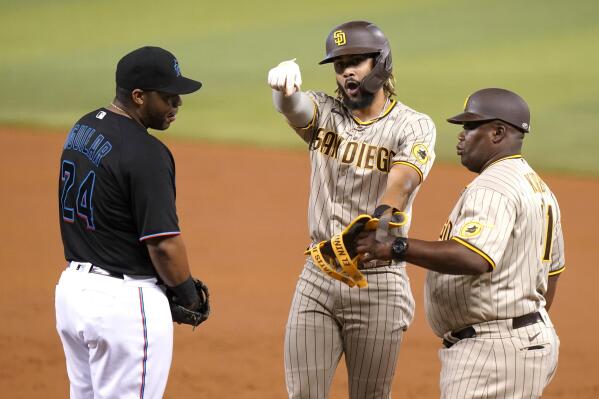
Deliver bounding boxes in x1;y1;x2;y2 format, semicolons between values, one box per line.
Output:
110;102;127;114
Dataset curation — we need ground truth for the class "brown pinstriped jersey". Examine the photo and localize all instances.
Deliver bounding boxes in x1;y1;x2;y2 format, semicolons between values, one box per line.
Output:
293;91;436;245
425;156;566;337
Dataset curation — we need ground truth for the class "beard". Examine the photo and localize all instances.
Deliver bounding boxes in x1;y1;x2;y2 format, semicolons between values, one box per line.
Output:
337;81;375;110
141;107;171;131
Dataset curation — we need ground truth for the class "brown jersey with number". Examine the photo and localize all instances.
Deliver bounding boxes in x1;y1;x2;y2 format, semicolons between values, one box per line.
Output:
425;155;566;337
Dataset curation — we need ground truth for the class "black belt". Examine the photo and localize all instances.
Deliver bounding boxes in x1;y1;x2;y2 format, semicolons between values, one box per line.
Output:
512;311;543;329
89;266;124;279
71;262;124;279
443;311;544;348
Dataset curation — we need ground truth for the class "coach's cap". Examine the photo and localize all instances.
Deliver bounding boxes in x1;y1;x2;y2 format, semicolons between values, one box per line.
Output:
116;46;202;94
447;88;530;132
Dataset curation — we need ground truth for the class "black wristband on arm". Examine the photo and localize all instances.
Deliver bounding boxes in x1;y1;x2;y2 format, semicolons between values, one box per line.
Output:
372;204;392;219
169;277;199;307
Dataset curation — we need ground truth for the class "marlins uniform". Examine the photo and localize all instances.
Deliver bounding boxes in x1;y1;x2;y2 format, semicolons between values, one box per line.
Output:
426;155;564;398
55;46;202;399
285;91;436;398
55;109;178;398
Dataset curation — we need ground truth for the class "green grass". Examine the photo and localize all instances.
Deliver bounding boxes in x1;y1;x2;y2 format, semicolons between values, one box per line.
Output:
1;0;598;175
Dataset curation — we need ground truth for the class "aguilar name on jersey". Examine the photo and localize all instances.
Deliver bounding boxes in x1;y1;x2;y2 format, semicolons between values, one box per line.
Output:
58;109;180;276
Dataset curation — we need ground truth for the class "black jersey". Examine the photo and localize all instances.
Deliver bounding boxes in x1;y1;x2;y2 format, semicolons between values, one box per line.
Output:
58;108;180;276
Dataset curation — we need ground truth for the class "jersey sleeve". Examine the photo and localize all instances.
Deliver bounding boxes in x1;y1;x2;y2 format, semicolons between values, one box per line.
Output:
125;141;180;241
290;91;329;143
391;115;436;183
450;187;516;269
548;202;566;275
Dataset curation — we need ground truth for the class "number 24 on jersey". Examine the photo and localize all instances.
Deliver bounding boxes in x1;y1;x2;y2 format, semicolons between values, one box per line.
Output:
60;160;96;230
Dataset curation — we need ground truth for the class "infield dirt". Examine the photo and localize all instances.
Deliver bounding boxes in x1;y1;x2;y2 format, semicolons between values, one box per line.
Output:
0;127;597;398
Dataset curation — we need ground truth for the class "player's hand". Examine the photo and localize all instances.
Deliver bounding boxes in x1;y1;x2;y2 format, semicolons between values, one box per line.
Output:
268;58;302;97
355;231;394;262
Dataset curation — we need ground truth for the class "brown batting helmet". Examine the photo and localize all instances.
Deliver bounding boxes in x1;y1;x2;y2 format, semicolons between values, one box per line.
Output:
447;88;531;133
319;20;392;94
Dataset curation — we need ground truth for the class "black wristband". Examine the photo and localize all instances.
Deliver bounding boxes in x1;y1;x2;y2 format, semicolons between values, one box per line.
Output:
391;237;409;262
169;277;199;307
373;204;392;218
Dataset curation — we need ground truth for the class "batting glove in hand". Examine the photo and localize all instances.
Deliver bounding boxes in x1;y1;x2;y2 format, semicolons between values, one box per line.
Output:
306;212;409;288
268;58;302;96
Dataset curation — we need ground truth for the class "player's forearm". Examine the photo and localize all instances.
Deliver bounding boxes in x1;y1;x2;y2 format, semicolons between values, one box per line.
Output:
544;274;560;311
272;90;314;128
378;190;411;212
145;235;193;286
378;164;422;211
405;239;491;275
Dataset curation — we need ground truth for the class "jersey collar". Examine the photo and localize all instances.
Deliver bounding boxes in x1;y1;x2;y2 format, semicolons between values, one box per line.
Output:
482;154;523;172
351;99;397;126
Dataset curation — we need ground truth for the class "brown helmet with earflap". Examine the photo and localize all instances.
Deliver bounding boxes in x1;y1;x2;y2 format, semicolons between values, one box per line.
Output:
319;20;392;94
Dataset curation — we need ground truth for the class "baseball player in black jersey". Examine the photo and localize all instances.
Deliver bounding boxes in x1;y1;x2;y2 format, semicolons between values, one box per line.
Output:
55;46;204;398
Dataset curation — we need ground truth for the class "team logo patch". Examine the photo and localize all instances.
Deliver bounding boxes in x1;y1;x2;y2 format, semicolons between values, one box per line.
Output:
334;30;346;46
173;59;181;77
95;111;106;120
459;221;483;238
412;143;429;164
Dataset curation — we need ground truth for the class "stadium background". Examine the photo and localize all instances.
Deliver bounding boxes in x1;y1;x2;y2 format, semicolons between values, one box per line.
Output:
1;0;597;397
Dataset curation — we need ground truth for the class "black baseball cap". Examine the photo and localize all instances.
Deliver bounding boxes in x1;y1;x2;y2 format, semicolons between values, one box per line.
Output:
447;88;530;132
116;46;202;94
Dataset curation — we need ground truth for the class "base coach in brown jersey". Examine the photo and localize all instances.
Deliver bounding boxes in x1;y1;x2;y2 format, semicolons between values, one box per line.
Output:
357;88;564;399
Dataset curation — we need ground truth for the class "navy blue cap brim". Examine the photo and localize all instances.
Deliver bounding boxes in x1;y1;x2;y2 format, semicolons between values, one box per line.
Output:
158;76;202;95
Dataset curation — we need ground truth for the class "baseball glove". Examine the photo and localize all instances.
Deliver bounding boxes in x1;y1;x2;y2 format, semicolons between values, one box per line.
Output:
167;278;210;328
306;210;408;288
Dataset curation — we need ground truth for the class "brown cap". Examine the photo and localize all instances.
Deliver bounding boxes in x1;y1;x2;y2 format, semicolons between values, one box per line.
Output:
447;88;530;132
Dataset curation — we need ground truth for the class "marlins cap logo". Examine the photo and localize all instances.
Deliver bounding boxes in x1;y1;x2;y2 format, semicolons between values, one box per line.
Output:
459;221;484;238
412;143;429;164
173;59;181;77
334;30;346;46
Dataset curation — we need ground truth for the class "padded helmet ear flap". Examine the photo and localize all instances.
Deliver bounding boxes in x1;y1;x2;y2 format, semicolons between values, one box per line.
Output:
360;45;392;94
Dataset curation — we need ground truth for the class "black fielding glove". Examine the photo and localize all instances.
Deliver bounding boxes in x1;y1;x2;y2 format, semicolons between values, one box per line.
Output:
166;277;210;328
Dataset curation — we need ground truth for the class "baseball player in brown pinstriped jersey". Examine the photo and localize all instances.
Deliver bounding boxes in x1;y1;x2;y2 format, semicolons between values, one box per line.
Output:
357;88;564;398
268;21;436;398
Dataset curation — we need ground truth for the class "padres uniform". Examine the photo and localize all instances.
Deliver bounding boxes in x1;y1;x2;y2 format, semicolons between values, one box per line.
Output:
55;109;179;398
426;155;564;398
285;91;436;398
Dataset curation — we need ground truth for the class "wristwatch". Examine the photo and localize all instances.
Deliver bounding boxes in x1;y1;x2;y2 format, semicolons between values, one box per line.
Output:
391;237;408;261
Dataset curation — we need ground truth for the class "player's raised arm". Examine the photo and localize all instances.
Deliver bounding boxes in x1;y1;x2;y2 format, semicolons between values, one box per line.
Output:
268;58;315;128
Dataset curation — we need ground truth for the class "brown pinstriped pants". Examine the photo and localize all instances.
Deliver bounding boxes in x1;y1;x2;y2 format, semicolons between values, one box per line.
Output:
439;310;559;398
284;260;415;399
